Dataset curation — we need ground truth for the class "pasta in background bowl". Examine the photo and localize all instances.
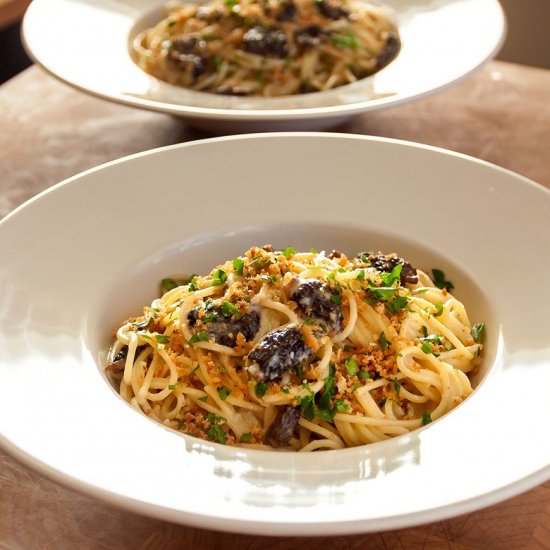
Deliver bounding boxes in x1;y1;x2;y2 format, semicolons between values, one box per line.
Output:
0;134;548;535
133;0;400;96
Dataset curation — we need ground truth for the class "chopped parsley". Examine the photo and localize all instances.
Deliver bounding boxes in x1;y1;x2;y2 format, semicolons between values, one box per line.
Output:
387;377;401;394
471;322;486;343
224;0;238;7
334;399;349;412
379;264;402;287
255;381;268;397
434;302;444;317
378;331;389;352
161;278;179;292
421;325;428;338
432;268;454;291
330;294;342;304
188;275;198;292
421;341;433;355
386;295;408;315
206;424;226;444
155;334;170;345
220;301;240;317
240;433;252;443
168;384;176;390
188;331;209;344
344;357;357;376
330;30;359;50
212;269;227;286
368;286;397;302
282;246;296;258
296;390;315;421
316;371;336;421
421;411;432;426
422;334;442;345
233;257;244;276
217;386;229;401
355;270;365;281
358;371;371;380
205;413;227;444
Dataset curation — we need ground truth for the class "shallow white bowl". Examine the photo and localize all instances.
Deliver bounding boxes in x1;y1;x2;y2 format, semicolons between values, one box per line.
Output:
0;134;548;535
22;0;505;132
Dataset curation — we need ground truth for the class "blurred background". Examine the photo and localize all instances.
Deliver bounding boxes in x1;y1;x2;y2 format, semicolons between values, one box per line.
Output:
1;0;550;84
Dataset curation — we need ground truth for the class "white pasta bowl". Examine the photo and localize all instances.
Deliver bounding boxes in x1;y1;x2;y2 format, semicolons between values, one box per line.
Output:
22;0;505;132
0;133;548;535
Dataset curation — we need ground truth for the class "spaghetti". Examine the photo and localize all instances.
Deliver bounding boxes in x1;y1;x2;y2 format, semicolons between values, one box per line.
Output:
133;0;400;96
106;246;484;451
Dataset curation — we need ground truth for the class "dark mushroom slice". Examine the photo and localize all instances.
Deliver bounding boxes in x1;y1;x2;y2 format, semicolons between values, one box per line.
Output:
286;278;343;332
314;0;349;20
167;36;210;79
247;327;313;381
375;32;401;70
265;405;301;447
276;0;297;22
188;302;260;347
358;252;418;285
295;25;326;50
241;26;289;58
106;345;146;373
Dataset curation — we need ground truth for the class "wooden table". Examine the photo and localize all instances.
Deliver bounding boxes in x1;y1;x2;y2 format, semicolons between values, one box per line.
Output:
1;61;549;549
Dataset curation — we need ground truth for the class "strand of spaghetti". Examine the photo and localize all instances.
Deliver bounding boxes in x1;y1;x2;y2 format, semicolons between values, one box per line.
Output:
332;290;358;343
299;439;343;452
193;341;241;356
333;413;421;429
258;296;300;325
123;330;139;386
140;348;179;402
298;418;345;447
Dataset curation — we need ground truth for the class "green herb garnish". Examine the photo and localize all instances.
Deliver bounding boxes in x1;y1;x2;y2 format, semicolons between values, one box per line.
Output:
378;331;389;352
471;322;486;343
206;424;226;444
334;399;349;412
330;30;359;50
221;301;240;317
255;382;268;397
240;432;252;443
217;386;229;401
422;411;432;426
344;357;357;376
188;275;198;292
233;257;244;276
282;246;296;258
161;278;180;292
188;331;209;344
386;295;408;315
212;269;227;286
432;269;454;291
155;334;170;345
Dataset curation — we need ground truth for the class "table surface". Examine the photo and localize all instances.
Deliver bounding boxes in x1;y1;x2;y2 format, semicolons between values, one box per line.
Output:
1;61;549;549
